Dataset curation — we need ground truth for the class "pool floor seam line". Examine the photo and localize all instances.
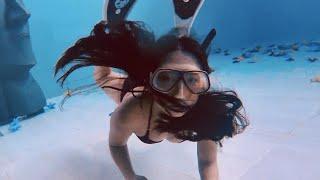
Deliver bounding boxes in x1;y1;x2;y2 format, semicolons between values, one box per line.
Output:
236;146;275;180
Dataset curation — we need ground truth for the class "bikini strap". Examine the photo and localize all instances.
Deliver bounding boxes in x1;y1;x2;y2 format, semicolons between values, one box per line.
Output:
146;97;154;133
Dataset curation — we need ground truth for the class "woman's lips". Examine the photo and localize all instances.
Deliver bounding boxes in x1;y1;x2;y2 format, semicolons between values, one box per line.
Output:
167;105;188;113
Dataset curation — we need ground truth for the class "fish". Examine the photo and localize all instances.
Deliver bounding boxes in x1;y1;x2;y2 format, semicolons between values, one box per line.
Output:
286;57;295;62
224;49;231;56
307;57;319;63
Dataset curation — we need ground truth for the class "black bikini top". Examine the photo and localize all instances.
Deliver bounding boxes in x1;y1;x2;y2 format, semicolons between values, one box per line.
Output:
135;98;163;144
108;97;185;144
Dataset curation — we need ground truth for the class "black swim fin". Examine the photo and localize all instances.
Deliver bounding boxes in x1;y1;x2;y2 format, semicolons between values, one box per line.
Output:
172;0;205;36
103;0;137;24
201;28;216;52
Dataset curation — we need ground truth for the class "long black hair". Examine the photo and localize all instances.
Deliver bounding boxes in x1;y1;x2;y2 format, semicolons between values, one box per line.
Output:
54;20;249;147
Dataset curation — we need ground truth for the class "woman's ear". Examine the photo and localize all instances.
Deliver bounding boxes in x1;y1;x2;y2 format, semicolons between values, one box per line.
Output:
149;72;154;85
149;72;153;80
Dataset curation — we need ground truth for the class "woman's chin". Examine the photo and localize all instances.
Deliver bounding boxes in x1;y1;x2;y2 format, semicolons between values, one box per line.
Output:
168;110;186;117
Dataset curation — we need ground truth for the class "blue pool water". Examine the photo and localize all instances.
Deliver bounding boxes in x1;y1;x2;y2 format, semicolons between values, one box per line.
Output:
1;1;320;179
23;0;320;98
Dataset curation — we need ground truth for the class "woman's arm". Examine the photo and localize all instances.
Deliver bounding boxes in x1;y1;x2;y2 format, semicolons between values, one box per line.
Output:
93;66;127;105
108;98;147;180
109;144;135;179
197;140;219;180
109;103;136;179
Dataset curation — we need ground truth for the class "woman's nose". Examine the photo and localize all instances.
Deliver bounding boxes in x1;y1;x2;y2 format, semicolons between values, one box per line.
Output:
172;80;188;99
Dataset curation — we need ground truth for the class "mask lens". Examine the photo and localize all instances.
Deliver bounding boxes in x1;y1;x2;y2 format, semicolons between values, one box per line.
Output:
184;71;209;93
152;70;179;92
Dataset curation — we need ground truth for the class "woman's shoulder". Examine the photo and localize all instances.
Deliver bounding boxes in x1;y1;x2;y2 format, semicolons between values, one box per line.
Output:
111;93;151;128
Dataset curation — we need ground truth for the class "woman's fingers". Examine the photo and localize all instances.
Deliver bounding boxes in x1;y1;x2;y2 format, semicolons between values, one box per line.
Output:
135;175;148;180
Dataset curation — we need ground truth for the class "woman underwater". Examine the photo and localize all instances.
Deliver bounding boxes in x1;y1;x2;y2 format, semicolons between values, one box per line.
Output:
54;0;249;179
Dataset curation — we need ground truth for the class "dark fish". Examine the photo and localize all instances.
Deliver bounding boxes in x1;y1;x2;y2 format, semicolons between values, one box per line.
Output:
247;61;257;63
262;48;274;54
286;57;295;62
247;48;258;53
268;44;276;48
242;51;253;58
306;46;320;52
233;56;244;60
278;44;292;50
270;50;288;57
291;43;300;51
307;57;319;63
224;49;230;56
213;48;222;54
304;41;320;47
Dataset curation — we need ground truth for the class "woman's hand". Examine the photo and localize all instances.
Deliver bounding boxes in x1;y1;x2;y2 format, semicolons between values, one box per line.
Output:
126;174;148;180
134;175;148;180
